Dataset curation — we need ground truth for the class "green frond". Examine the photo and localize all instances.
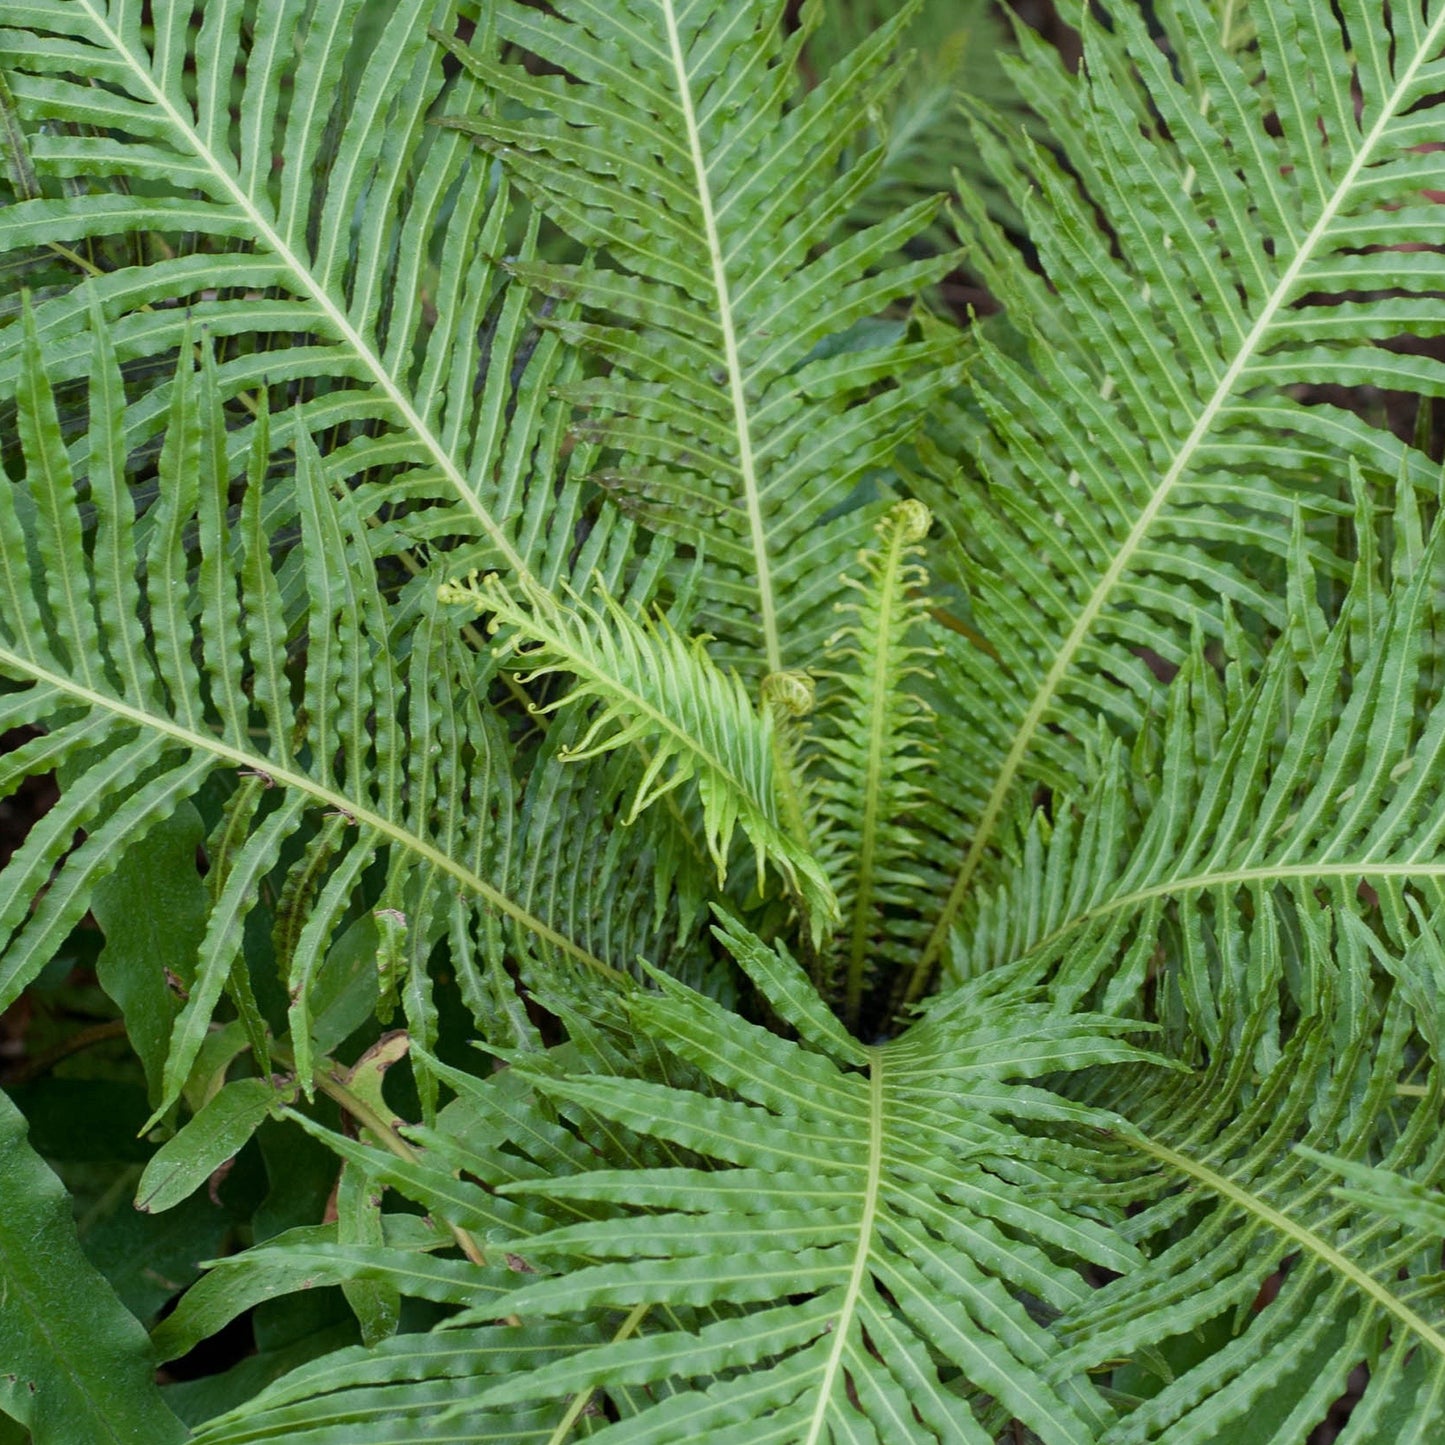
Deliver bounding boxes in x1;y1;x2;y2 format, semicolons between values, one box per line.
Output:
0;0;625;592
0;324;619;1121
442;571;837;932
811;498;940;1028
438;0;966;673
952;492;1445;1043
184;933;1159;1443
919;0;1445;972
1052;908;1445;1441
501;713;731;1005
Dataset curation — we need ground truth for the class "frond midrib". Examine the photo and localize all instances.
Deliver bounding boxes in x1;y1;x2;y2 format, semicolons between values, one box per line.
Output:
0;642;615;979
659;0;782;675
804;1046;884;1445
1026;859;1445;965
74;0;528;579
920;8;1445;969
1122;1129;1445;1360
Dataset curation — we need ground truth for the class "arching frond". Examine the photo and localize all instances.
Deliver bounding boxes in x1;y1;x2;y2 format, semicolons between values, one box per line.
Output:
951;491;1445;1044
0;0;624;590
442;571;837;930
1051;908;1445;1442
919;0;1445;975
176;927;1159;1444
0;321;617;1119
437;0;965;672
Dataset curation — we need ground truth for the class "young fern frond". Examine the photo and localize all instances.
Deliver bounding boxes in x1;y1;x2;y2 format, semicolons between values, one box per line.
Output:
812;499;939;1027
443;571;838;931
437;0;965;672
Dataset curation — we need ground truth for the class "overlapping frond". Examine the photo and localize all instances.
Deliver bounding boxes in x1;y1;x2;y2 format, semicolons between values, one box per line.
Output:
0;322;616;1121
1050;907;1445;1441
920;0;1445;973
0;0;623;589
950;491;1445;1041
190;925;1156;1444
438;0;965;672
505;725;730;1002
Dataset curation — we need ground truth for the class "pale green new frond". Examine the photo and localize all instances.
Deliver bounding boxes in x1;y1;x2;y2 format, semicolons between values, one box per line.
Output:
438;0;965;672
442;571;837;931
811;499;940;1027
921;0;1445;971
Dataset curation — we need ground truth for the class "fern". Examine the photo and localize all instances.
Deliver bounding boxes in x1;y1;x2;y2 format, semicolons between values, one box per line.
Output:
435;0;966;671
915;0;1445;991
812;499;938;1025
2;1;1445;1443
439;568;837;925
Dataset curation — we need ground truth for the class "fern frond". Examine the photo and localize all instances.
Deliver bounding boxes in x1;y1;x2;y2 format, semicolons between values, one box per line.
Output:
1052;909;1445;1441
812;498;939;1027
0;323;618;1120
437;0;965;672
443;571;837;931
920;0;1445;971
0;0;622;591
455;939;1156;1443
213;931;1158;1443
953;491;1445;1042
508;723;733;1004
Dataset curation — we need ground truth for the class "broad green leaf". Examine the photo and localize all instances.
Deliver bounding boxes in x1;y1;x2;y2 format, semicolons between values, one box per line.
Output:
0;1091;187;1444
93;802;209;1107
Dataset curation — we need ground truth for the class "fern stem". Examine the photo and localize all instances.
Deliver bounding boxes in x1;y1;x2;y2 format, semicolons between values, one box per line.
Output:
804;1047;884;1444
543;1301;650;1445
279;1050;494;1274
